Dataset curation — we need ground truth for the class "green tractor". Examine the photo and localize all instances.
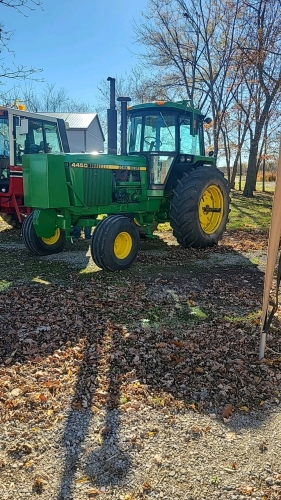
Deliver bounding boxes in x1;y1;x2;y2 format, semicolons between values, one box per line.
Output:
21;78;230;271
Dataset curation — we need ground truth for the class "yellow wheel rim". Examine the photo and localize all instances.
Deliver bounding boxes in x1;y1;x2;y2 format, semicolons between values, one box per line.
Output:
42;228;60;245
114;231;132;259
199;185;224;234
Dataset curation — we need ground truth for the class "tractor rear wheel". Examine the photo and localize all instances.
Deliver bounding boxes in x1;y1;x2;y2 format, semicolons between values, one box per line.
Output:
170;166;230;248
91;215;140;271
22;212;66;255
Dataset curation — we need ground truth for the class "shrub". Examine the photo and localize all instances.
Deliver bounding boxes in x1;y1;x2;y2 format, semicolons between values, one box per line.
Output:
256;171;276;182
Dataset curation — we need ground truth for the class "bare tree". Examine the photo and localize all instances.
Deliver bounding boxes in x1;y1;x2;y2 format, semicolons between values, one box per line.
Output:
238;0;281;197
2;82;93;112
0;1;42;9
134;0;244;157
96;0;281;196
0;0;43;92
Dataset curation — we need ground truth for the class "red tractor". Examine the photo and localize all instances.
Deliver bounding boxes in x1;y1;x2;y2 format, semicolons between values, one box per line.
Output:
0;105;69;226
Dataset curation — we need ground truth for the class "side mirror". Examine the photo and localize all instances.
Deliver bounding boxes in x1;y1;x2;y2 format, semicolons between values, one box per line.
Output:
208;150;214;157
204;117;212;124
19;118;28;135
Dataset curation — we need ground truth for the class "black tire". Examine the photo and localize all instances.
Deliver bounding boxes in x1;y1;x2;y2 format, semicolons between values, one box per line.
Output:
91;215;140;271
170;166;230;248
1;213;22;229
22;212;66;256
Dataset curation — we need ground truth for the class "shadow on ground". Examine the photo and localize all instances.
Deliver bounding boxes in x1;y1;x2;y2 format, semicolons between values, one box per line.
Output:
1;227;281;497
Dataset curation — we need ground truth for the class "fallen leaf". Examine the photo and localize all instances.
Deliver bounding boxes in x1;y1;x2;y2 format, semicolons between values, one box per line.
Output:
25;460;34;469
189;403;197;412
239;406;249;412
76;476;90;483
259;441;267;452
172;340;184;347
147;430;158;437
191;426;202;436
222;404;233;418
239;486;253;496
88;488;102;497
33;477;44;493
142;481;151;490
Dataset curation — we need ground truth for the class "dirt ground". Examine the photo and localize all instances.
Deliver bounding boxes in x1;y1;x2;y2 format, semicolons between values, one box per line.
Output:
1;221;281;500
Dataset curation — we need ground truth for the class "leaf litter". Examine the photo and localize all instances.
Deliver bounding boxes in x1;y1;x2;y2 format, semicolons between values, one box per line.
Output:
0;223;281;499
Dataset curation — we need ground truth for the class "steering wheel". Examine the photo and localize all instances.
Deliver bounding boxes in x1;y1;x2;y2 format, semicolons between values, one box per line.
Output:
143;136;162;148
17;144;24;156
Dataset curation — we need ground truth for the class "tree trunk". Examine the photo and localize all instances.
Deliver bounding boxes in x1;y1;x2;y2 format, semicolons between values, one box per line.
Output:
243;140;260;197
243;98;273;197
230;157;239;189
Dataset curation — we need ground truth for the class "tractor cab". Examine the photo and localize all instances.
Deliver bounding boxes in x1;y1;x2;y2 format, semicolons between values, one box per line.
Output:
0;106;68;194
0;107;69;195
127;101;206;189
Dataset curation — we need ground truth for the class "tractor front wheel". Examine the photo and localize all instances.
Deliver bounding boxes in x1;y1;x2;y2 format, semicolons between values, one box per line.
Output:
22;212;66;255
91;215;140;271
170;166;230;248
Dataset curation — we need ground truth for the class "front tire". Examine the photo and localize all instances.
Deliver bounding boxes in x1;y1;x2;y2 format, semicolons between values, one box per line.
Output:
22;212;65;256
170;166;230;248
91;215;140;271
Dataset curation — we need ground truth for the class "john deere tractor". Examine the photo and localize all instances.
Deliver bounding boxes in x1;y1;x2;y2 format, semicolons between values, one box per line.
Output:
21;78;230;271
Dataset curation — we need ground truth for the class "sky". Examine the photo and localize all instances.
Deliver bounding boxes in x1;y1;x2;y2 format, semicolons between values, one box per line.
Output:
1;0;148;108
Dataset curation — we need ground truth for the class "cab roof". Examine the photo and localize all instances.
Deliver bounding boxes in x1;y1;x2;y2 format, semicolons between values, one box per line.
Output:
128;100;203;115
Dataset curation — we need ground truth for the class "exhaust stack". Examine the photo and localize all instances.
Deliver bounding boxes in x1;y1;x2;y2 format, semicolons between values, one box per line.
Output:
107;77;117;155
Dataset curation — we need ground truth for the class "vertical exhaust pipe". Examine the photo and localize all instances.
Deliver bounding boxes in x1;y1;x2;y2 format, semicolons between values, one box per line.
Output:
107;77;117;155
117;96;131;155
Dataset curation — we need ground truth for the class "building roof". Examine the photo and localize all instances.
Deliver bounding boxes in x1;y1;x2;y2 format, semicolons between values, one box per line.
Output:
43;112;105;142
43;112;97;130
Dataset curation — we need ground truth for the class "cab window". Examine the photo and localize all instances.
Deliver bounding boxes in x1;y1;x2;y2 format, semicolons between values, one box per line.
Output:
0;115;9;192
14;118;62;165
150;155;174;185
143;114;176;152
0;117;9;158
44;121;62;154
128;116;142;153
180;115;201;155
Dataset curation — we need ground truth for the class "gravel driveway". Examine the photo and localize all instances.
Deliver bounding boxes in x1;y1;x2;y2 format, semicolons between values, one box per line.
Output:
0;223;281;500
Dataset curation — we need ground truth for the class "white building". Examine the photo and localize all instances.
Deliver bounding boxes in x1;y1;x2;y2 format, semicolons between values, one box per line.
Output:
44;112;105;153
